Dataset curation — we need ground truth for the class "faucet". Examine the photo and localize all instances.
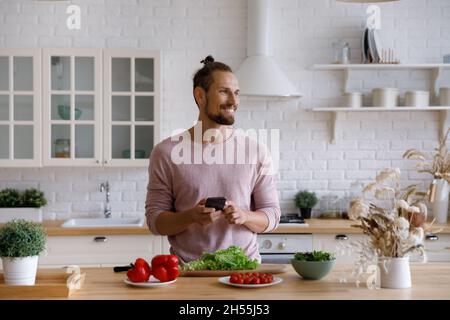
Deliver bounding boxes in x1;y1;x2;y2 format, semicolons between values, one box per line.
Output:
100;181;111;218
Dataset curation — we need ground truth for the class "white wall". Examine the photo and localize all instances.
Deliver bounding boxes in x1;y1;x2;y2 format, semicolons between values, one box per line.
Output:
0;0;449;219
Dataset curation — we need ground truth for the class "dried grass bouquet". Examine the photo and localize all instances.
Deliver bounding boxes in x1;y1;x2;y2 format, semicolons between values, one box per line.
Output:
403;127;450;183
348;168;434;259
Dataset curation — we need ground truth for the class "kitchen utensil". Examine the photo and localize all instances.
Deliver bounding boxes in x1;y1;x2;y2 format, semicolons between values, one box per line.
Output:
439;87;450;106
362;28;369;63
218;276;283;288
58;105;82;120
291;258;336;280
114;264;133;272
54;139;70;158
124;276;177;287
180;263;288;277
368;29;379;63
372;88;399;107
404;90;429;107
372;29;382;62
0;269;85;298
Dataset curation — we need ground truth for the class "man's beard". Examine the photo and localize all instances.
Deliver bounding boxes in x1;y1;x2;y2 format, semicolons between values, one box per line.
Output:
205;98;235;126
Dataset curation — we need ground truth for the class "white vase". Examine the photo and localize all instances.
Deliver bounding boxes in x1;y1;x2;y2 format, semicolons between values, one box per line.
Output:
432;179;450;224
1;256;39;285
378;256;411;289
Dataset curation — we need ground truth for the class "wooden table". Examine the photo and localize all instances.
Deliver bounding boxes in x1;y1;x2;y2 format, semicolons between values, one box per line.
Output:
53;262;450;300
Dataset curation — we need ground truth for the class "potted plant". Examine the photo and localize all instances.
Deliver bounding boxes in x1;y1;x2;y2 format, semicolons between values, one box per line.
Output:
0;219;47;285
403;127;450;224
347;168;438;289
294;190;318;219
291;250;336;280
0;188;47;223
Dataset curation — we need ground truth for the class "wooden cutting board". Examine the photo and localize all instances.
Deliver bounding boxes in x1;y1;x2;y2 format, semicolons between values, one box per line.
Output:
180;263;288;277
0;268;85;298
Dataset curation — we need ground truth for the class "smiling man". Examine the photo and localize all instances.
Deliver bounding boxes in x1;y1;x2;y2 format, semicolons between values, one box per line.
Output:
145;55;280;263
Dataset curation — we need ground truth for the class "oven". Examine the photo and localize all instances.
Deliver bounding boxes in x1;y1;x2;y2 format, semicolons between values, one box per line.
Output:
257;233;313;264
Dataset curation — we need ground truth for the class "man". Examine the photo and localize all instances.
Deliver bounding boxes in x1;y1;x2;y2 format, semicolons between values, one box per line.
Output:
145;55;280;263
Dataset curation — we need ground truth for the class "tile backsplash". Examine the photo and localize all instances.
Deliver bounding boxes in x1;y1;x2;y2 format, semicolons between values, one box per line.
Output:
1;0;449;218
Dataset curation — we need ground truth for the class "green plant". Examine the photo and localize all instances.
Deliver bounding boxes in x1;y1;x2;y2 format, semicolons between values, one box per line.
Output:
294;251;335;262
0;219;47;258
294;190;318;209
0;188;47;208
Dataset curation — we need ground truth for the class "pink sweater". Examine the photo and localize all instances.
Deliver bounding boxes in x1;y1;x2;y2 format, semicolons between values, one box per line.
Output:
145;130;280;263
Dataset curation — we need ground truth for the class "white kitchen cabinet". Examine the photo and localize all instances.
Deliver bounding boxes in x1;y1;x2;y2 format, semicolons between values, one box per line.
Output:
311;64;450;143
422;233;450;262
2;48;160;168
103;49;161;167
0;49;41;167
42;48;102;166
38;234;169;268
313;233;368;265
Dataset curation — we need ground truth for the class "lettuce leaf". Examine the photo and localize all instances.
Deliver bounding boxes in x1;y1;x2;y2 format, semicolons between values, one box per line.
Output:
181;245;259;271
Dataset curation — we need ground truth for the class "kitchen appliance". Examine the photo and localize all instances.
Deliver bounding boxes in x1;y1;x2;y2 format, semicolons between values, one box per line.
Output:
257;213;313;264
235;0;301;98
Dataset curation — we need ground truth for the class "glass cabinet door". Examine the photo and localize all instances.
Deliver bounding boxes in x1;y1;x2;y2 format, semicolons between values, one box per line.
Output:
0;50;41;167
43;49;101;166
105;50;160;166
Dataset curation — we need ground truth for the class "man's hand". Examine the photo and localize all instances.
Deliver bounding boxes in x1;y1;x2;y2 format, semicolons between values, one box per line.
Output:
223;200;248;225
190;199;222;225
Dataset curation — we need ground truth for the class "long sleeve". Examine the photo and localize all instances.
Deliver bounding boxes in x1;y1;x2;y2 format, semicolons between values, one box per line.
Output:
145;145;174;235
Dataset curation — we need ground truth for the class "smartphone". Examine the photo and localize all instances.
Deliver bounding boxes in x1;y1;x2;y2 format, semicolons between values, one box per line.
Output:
205;197;227;211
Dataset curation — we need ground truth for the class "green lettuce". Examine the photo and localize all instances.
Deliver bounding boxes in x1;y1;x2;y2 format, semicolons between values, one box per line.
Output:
181;245;259;271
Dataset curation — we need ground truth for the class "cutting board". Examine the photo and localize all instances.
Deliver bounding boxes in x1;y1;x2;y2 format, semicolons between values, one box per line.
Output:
180;263;288;277
0;268;85;298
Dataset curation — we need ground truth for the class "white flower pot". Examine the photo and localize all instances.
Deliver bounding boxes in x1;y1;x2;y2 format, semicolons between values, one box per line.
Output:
1;256;39;285
378;256;411;289
432;179;450;224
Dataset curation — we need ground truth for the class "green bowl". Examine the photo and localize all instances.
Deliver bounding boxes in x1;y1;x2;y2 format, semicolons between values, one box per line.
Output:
291;258;336;280
122;149;146;159
58;105;82;120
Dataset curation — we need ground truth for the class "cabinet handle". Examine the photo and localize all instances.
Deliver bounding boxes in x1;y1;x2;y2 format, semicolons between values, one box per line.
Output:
426;234;439;241
96;160;99;164
104;160;108;164
94;236;107;243
335;234;348;240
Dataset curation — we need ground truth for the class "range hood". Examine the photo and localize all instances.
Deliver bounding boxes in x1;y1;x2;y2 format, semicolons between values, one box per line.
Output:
235;0;301;98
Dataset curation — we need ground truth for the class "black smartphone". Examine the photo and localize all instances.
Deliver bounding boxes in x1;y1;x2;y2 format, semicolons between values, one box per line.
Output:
205;197;227;211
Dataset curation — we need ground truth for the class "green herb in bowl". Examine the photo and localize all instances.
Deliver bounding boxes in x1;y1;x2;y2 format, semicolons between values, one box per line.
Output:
291;250;336;280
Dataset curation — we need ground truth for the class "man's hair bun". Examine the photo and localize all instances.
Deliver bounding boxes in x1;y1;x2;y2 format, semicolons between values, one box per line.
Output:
200;55;215;66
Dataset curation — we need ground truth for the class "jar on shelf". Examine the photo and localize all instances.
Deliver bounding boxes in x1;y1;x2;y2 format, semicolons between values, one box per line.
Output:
332;40;351;64
54;139;70;158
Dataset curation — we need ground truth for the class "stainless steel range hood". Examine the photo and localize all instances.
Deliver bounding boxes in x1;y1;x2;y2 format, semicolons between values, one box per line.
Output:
235;0;301;98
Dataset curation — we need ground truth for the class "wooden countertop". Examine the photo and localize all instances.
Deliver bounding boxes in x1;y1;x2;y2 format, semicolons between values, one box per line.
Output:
39;219;450;236
40;263;450;300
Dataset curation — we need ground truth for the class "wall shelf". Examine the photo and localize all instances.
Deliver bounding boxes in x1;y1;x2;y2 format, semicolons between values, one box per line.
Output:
312;63;450;99
311;64;450;144
310;107;450;144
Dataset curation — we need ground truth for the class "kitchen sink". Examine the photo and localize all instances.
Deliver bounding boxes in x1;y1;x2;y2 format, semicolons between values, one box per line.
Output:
61;217;145;228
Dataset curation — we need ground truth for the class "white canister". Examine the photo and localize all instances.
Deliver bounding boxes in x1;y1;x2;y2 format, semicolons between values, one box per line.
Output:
404;90;430;107
343;92;363;108
439;87;450;106
372;88;399;108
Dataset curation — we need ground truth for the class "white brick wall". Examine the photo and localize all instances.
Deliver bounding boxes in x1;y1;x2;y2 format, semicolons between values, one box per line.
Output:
0;0;448;219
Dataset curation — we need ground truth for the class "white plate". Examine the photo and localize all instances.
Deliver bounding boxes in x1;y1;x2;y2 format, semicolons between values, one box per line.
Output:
218;276;283;288
124;276;177;287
